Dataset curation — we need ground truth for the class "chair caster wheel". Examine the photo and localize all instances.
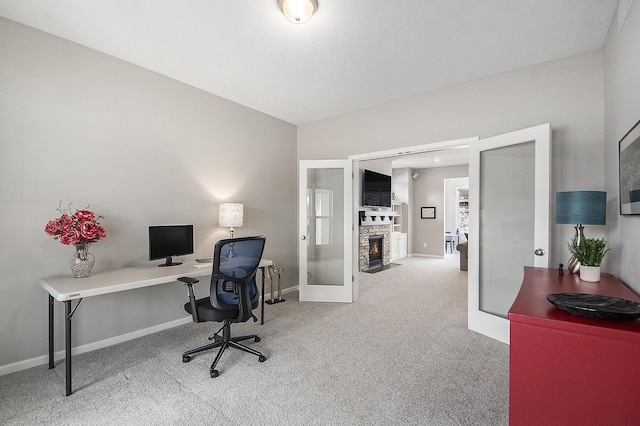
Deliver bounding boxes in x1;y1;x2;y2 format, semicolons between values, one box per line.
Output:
254;337;261;342
182;355;192;363
210;370;219;378
258;355;266;362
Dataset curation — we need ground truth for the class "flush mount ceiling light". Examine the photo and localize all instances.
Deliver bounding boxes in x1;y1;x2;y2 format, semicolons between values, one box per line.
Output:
278;0;318;24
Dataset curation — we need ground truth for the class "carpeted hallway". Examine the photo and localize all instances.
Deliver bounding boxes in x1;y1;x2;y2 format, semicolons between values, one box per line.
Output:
0;255;509;425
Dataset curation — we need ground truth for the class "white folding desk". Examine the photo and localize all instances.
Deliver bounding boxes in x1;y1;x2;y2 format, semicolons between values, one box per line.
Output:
40;258;273;396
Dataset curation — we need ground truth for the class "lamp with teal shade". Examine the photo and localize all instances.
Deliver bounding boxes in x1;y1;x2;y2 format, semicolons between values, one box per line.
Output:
555;191;606;273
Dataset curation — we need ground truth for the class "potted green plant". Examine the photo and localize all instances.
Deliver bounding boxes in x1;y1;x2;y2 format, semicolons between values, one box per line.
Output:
567;237;610;282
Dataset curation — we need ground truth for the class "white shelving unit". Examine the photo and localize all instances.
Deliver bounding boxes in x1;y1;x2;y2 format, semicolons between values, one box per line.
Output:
392;202;404;233
457;189;469;236
391;202;408;261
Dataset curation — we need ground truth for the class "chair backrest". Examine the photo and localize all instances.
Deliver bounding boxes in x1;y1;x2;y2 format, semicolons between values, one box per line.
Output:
210;236;266;322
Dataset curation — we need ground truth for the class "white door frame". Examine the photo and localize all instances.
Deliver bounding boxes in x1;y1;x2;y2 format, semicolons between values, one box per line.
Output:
319;129;548;345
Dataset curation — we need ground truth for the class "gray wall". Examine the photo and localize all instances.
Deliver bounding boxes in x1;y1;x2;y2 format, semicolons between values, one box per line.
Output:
0;18;297;369
298;50;606;275
412;165;469;256
604;2;640;292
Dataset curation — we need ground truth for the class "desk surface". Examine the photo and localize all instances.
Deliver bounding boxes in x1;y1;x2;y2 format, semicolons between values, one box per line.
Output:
41;259;273;301
509;266;640;337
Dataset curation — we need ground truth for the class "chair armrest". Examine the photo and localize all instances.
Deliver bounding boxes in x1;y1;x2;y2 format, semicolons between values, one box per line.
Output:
178;277;199;285
178;277;200;323
234;275;259;323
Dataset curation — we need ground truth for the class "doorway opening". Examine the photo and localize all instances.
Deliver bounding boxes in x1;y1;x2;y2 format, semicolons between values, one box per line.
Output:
350;137;476;299
444;178;470;259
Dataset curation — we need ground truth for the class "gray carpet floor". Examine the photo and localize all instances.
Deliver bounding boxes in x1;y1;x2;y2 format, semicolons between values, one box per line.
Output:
0;255;509;425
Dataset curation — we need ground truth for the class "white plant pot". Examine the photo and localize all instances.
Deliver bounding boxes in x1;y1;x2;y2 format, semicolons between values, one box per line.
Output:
579;265;601;282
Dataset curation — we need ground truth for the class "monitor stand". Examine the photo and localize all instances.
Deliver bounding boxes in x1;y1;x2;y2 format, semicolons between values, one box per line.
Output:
158;256;182;267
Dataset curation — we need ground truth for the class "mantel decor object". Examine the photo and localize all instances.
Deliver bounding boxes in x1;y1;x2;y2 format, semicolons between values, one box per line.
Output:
45;202;106;278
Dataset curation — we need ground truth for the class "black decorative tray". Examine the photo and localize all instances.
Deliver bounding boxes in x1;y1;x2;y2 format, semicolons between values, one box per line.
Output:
546;293;640;321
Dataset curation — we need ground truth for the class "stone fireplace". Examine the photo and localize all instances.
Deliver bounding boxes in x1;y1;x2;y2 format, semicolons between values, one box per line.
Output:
358;225;391;271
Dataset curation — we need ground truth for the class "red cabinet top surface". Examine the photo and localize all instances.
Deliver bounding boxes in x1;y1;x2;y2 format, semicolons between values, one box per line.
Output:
509;267;640;340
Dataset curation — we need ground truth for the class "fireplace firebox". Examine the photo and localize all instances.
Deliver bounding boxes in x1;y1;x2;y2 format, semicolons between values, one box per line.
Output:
369;235;383;269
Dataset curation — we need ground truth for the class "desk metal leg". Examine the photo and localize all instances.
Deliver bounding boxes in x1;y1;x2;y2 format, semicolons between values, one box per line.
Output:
65;300;72;396
260;267;265;325
48;295;54;369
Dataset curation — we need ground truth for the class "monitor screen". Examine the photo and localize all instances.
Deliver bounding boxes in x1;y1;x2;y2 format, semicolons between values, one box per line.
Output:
362;169;392;207
149;225;194;267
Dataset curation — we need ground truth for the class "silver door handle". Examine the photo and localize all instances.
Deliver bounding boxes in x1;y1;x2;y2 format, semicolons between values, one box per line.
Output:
301;235;306;240
534;248;545;256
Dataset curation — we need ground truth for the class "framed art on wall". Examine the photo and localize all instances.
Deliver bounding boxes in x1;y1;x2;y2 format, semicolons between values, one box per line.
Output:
619;119;640;215
421;206;436;219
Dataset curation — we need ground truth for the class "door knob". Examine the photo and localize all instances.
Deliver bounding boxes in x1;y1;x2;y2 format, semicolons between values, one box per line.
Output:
301;235;306;240
534;248;545;256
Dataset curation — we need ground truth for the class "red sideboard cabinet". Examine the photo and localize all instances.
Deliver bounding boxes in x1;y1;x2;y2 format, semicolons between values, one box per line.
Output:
508;267;640;425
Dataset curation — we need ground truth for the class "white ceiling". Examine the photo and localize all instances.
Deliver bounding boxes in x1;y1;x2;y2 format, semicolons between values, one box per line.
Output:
0;0;619;127
391;146;471;170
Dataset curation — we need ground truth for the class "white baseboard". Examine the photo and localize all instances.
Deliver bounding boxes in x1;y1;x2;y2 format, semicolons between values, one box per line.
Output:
0;317;192;377
409;253;444;259
1;286;300;377
262;285;298;300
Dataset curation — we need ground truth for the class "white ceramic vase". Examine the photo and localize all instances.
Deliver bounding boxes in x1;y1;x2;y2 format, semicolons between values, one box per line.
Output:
579;265;601;282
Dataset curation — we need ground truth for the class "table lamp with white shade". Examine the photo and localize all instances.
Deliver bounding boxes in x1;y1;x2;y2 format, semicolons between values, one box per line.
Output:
219;203;243;258
219;203;243;238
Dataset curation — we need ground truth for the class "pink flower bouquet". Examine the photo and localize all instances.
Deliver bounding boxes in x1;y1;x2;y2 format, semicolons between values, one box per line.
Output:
45;203;106;245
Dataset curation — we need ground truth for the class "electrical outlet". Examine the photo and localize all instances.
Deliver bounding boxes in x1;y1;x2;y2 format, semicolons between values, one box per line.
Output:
423;243;427;248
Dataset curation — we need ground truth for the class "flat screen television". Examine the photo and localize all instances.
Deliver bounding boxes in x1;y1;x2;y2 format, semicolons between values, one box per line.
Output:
362;169;392;207
149;225;194;267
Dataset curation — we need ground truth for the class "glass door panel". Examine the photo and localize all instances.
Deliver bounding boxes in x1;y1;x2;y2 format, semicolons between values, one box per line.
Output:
299;160;352;302
479;142;535;318
469;124;550;344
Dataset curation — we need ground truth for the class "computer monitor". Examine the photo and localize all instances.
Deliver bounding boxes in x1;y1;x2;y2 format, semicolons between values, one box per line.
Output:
148;225;194;267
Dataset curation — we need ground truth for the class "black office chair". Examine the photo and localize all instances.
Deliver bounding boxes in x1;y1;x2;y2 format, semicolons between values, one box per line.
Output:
178;235;266;378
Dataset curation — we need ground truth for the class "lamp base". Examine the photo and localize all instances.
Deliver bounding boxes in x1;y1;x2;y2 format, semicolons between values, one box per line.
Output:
567;256;580;274
567;224;585;274
226;243;237;258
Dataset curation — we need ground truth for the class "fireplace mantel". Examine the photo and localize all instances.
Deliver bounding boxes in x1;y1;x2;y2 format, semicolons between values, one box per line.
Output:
359;210;397;226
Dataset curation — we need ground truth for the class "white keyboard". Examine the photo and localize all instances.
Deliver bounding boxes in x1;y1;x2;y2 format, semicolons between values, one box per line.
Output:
193;263;212;268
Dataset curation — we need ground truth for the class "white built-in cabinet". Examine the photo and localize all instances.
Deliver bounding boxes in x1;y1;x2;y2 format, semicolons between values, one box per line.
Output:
391;233;408;261
391;202;408;261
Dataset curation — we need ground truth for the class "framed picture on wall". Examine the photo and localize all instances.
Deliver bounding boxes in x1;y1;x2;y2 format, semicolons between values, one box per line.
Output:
421;206;436;219
619;118;640;215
